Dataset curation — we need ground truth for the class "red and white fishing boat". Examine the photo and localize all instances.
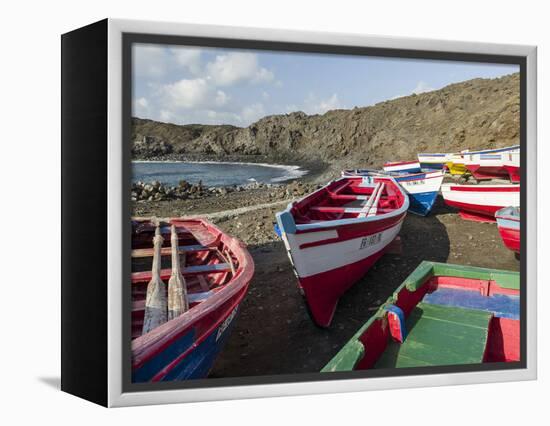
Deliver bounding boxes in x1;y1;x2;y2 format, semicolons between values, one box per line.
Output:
464;153;508;180
383;160;421;174
441;183;520;222
464;145;520;181
496;207;520;254
275;176;409;327
503;152;520;183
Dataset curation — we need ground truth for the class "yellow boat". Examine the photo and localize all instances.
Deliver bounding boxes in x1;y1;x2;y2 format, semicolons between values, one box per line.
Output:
446;160;468;175
445;153;469;175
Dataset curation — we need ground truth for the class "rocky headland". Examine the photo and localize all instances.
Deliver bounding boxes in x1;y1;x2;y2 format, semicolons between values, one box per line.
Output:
132;73;520;182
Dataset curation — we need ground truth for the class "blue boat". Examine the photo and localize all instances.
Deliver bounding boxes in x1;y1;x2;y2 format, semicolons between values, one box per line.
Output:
343;168;445;216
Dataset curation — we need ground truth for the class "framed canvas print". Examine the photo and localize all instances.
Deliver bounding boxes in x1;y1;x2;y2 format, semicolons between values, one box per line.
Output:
61;18;537;407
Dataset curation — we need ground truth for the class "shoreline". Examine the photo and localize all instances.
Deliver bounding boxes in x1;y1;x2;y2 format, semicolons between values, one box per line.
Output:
132;159;310;184
132;154;328;183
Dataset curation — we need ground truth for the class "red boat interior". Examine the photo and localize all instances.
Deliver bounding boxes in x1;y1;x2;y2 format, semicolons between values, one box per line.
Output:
291;177;406;223
131;219;240;340
353;276;520;370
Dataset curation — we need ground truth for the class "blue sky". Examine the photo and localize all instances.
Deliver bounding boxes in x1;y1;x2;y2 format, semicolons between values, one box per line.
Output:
132;43;519;127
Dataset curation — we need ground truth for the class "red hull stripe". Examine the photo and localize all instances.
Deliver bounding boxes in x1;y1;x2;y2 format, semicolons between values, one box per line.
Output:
498;227;520;253
309;206;393;214
449;185;520;192
444;199;500;220
384;160;418;167
432;276;519;297
466;165;509;180
300;215;405;249
504;165;521;183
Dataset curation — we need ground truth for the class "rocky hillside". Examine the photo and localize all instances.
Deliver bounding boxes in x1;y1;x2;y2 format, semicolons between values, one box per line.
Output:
132;73;519;174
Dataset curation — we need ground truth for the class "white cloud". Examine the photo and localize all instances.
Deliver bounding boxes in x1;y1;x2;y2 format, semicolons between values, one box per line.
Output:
303;93;343;114
253;67;275;84
132;46;278;126
161;78;229;109
391;81;437;100
206;52;274;86
136;97;148;108
412;81;435;94
133;97;149;116
171;47;202;75
163;78;209;108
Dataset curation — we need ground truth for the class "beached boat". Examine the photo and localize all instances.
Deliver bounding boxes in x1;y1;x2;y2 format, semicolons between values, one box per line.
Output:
503;152;520;183
446;146;519;177
417;152;451;169
275;176;409;327
465;152;511;181
383;160;421;174
131;218;254;382
496;207;520;254
322;261;520;372
441;183;520;222
445;152;469;176
342;169;445;216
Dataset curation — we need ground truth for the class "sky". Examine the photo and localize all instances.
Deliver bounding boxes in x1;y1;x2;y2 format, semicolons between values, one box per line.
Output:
132;43;519;127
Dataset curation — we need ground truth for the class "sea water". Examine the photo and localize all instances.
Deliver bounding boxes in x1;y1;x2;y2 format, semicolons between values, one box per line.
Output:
132;161;308;187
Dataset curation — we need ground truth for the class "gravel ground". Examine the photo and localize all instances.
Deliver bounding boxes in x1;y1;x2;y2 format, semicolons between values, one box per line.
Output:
132;184;520;378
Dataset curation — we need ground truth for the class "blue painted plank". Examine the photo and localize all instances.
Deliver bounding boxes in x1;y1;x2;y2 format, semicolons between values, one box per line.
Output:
422;287;519;320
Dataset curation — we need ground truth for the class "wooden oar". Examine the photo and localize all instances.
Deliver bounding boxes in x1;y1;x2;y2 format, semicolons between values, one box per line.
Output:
168;224;189;320
142;224;168;335
358;182;381;218
367;183;385;217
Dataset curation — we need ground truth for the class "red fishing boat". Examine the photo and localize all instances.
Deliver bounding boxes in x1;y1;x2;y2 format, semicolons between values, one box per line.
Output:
441;183;520;222
131;218;254;382
496;207;520;254
322;262;520;372
275;176;409;327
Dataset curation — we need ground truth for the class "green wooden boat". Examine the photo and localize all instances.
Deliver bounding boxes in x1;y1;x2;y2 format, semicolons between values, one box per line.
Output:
322;261;520;372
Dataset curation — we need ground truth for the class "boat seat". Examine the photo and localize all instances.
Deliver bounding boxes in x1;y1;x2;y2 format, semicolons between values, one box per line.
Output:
329;194;370;201
375;302;492;368
131;244;213;258
310;206;369;214
131;263;231;283
422;287;520;320
343;199;368;208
